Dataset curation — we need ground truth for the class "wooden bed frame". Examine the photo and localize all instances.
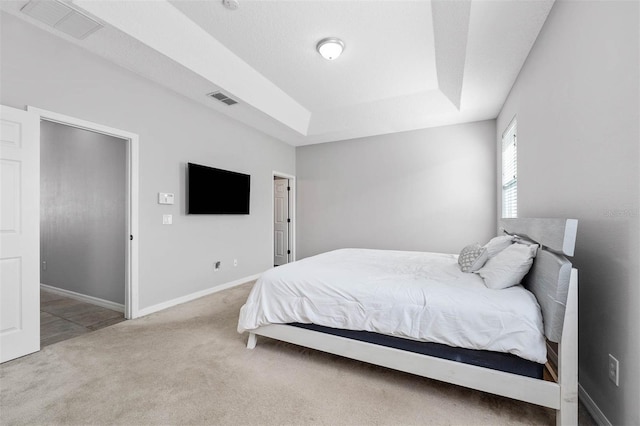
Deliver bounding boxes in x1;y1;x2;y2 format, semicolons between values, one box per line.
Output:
245;218;578;426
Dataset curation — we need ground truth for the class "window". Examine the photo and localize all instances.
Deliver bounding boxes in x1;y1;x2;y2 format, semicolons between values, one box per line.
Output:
501;118;517;218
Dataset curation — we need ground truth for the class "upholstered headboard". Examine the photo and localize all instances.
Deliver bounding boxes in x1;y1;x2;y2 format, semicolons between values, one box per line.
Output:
499;218;578;343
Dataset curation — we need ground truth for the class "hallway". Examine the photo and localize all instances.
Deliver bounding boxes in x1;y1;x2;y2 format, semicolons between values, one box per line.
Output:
40;288;125;347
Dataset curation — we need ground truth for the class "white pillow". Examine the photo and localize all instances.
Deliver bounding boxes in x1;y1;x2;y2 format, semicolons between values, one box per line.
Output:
477;243;539;290
483;235;515;258
458;243;489;273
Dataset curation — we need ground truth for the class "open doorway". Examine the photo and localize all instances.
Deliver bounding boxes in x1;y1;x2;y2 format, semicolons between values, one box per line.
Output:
40;121;126;346
31;107;139;347
273;172;295;267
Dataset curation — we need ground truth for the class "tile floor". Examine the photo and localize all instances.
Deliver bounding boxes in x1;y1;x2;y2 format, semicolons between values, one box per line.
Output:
40;288;125;347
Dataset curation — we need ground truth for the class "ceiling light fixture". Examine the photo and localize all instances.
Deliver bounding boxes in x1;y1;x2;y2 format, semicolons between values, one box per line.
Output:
222;0;239;10
316;37;345;60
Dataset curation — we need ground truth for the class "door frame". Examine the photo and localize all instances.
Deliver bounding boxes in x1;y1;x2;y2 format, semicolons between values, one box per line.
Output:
29;107;140;319
272;171;295;264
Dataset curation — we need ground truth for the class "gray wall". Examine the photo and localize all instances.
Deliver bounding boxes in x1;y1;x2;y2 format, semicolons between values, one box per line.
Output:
0;12;295;309
497;1;639;424
296;120;496;258
40;121;127;304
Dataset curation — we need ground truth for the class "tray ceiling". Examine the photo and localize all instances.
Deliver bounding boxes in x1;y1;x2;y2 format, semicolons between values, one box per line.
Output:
1;0;555;146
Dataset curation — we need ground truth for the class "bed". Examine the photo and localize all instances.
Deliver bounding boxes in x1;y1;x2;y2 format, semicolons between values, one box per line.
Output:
238;218;578;425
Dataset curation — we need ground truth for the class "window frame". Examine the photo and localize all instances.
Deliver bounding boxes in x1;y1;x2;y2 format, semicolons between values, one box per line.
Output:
501;117;518;219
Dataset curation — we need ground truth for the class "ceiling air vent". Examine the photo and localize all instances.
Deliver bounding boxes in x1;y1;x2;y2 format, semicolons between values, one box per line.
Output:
207;91;238;106
21;0;103;40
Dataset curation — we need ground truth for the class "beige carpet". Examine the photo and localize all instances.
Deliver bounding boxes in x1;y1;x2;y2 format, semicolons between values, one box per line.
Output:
1;282;569;425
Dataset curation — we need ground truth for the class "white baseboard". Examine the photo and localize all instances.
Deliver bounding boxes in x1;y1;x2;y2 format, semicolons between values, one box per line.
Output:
136;273;261;318
579;383;612;426
40;283;125;313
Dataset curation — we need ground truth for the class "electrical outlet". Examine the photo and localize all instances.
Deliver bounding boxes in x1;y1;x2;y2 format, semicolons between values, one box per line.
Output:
233;258;238;267
214;261;221;271
608;354;619;386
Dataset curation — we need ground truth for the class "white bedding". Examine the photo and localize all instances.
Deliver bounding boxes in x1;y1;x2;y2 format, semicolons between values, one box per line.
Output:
238;248;547;363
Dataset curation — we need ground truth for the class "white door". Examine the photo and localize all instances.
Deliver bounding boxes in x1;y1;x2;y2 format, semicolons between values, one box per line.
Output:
0;105;40;363
273;179;289;266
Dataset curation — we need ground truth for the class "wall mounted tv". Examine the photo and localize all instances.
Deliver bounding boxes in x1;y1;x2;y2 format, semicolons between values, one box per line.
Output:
187;162;250;214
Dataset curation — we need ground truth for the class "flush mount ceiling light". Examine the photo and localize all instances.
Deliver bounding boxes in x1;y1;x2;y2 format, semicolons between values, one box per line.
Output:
316;37;345;60
222;0;239;11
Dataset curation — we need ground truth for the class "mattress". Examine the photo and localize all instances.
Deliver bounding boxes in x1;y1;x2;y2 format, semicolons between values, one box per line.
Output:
289;323;543;378
238;248;547;363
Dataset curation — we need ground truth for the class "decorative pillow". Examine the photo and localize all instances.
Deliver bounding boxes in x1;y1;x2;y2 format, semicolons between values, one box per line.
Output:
477;243;539;290
458;243;489;273
483;235;515;258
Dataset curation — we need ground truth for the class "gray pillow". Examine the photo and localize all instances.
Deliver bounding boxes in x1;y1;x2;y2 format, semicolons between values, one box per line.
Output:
458;243;489;273
477;243;539;289
483;235;515;258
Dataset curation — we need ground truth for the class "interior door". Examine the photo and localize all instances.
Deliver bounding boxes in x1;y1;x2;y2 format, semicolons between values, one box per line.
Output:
273;178;289;266
0;105;40;363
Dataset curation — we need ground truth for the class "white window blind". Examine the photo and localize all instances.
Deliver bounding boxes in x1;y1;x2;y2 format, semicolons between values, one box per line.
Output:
502;118;517;218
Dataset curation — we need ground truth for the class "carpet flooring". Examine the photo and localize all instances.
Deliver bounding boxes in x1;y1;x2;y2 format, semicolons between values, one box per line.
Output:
1;281;593;425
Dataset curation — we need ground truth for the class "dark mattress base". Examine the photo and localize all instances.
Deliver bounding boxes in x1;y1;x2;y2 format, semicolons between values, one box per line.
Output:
289;323;543;379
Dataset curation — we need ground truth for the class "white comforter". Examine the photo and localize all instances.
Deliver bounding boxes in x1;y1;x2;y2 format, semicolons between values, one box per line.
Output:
238;248;547;363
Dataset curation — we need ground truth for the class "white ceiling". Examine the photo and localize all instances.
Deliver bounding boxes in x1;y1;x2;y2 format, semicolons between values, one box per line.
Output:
1;0;555;146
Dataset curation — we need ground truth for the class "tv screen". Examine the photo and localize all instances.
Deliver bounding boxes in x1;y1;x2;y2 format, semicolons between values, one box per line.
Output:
187;162;250;214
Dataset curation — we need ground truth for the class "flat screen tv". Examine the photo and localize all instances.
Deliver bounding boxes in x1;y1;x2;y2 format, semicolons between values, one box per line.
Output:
187;162;250;214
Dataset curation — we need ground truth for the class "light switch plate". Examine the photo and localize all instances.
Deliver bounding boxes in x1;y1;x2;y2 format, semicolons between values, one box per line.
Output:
162;214;172;225
158;193;175;205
